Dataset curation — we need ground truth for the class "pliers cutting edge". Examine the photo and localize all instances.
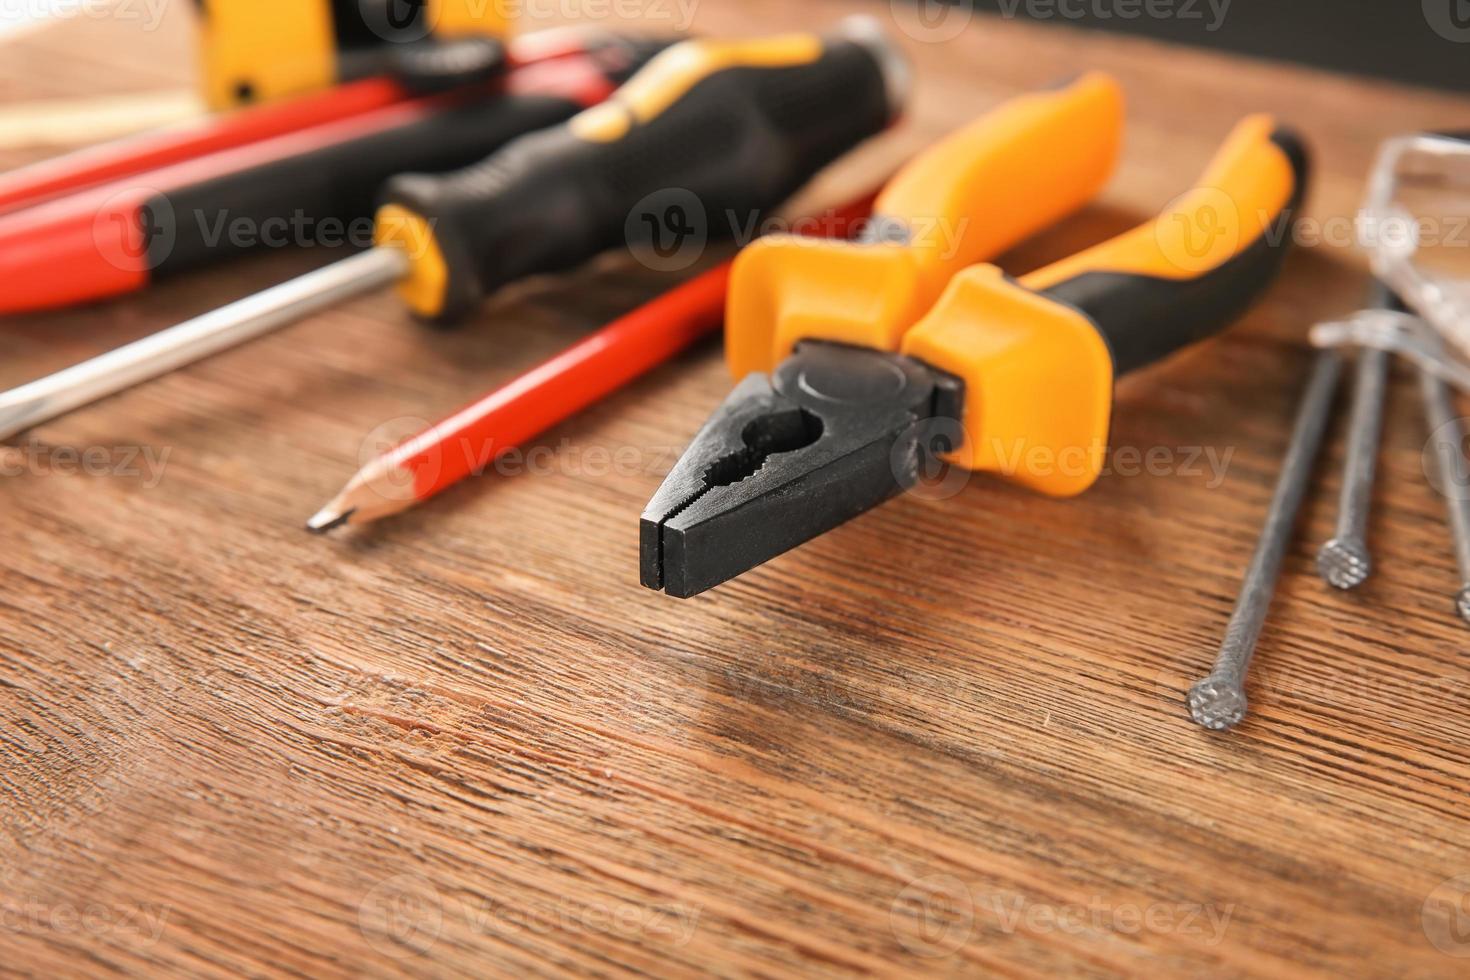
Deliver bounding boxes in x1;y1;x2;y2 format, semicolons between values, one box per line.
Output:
641;72;1308;598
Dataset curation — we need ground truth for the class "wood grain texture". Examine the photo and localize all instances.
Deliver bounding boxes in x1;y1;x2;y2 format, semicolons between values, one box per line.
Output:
3;1;1470;976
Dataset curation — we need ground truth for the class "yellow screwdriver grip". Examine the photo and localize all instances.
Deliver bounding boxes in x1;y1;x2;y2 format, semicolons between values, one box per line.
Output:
900;114;1308;496
725;71;1124;379
570;33;826;142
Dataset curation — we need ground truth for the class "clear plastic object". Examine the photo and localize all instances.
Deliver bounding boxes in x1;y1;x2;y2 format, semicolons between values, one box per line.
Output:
1360;133;1470;361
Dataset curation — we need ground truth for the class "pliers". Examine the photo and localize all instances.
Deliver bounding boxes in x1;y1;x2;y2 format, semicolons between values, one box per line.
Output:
641;72;1309;598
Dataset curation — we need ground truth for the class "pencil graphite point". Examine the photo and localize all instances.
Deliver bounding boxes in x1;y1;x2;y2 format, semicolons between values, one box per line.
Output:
306;506;355;534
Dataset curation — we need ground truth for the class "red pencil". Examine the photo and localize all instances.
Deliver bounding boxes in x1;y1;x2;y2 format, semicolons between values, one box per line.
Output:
306;192;878;532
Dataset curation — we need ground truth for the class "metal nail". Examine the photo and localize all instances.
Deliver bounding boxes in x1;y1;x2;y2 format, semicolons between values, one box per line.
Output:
1188;350;1343;731
1317;346;1389;589
1418;364;1470;625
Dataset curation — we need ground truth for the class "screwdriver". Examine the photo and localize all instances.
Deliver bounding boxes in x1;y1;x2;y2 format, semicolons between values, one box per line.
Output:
0;30;669;313
0;17;905;444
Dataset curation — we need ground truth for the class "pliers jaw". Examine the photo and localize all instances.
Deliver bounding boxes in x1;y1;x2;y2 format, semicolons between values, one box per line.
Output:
640;341;962;598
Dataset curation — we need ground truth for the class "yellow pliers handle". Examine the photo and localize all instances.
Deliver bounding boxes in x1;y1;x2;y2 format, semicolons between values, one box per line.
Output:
725;74;1307;496
726;72;1125;378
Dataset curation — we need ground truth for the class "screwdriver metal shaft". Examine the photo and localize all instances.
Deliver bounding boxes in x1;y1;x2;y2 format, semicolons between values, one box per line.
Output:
1418;365;1470;625
0;247;407;443
1187;350;1343;730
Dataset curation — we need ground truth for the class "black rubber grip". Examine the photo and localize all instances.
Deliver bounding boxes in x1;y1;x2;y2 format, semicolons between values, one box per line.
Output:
379;32;895;323
1042;127;1309;375
145;93;589;277
143;35;674;276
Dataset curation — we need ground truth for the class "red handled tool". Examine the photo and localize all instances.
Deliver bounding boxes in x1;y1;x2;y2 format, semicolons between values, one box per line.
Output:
0;26;618;217
0;32;667;314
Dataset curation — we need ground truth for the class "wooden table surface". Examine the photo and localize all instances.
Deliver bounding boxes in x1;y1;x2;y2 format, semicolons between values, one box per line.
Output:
4;1;1470;976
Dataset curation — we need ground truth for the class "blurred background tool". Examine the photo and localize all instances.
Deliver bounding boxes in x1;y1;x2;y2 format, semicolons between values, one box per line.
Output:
0;17;904;444
308;192;879;532
642;95;1307;598
0;31;670;312
0;26;609;216
0;90;207;153
0;0;515;161
193;0;511;109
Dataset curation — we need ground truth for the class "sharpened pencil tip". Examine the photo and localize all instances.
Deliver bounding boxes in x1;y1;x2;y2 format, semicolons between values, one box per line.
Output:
306;506;355;534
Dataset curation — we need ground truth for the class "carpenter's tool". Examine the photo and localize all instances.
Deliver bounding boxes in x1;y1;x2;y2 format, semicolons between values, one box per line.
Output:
0;32;669;313
307;192;878;532
1316;282;1398;590
641;84;1308;598
0;27;603;216
0;18;904;444
192;0;512;109
1187;352;1343;731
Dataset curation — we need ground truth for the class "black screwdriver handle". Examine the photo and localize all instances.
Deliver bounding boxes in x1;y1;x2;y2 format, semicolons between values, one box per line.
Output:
142;33;672;278
376;16;905;324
